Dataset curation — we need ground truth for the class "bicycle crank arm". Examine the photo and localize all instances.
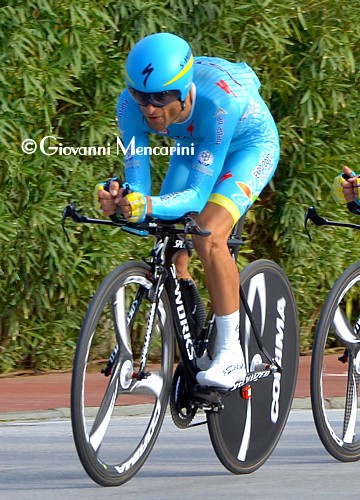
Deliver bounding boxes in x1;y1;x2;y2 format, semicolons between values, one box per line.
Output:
192;366;275;403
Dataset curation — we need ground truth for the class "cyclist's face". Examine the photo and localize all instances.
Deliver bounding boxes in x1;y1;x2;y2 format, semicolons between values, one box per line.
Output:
138;89;192;131
140;99;185;131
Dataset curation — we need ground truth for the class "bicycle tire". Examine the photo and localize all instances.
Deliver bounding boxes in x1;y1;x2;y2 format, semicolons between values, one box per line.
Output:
207;259;299;473
71;261;174;486
311;261;360;461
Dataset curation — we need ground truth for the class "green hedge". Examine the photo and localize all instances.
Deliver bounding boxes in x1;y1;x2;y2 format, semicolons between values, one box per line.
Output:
0;0;359;371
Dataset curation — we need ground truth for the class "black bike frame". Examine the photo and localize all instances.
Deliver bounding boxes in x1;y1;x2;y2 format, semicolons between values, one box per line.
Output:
143;217;279;389
62;205;279;387
145;232;200;383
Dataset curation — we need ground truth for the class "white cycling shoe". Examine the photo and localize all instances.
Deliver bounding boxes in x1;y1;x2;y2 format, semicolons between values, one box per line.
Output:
196;352;212;371
196;348;246;389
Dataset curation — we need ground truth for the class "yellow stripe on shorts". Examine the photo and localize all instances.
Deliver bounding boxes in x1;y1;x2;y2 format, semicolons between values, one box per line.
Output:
208;193;240;224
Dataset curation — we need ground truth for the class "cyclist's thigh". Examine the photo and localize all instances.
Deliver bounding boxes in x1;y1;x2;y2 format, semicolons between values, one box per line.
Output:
160;151;192;195
209;140;280;220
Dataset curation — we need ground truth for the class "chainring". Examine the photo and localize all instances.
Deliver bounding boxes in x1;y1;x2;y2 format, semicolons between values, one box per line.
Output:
170;362;197;429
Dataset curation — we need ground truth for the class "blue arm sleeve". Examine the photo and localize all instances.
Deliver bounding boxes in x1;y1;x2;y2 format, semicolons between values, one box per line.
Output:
116;91;152;195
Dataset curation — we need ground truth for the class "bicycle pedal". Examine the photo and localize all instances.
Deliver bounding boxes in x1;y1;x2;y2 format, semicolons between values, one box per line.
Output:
253;362;270;371
193;384;225;404
250;354;270;373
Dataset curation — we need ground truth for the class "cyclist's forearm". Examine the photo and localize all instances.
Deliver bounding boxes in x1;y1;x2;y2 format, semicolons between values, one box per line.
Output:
148;189;204;220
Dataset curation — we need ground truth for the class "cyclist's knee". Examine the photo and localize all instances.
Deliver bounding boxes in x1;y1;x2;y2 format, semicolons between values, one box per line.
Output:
193;229;228;264
194;204;234;256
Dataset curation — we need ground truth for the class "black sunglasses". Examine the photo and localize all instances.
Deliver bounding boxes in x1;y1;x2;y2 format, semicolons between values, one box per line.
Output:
128;87;181;107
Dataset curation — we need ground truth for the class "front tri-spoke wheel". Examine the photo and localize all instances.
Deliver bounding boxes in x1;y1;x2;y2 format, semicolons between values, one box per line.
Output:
311;261;360;461
71;262;174;486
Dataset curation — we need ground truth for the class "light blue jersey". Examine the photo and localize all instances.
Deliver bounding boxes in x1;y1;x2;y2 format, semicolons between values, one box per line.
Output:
116;56;280;222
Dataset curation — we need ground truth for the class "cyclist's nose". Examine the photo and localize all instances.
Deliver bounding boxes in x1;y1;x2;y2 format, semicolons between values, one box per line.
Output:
142;103;159;114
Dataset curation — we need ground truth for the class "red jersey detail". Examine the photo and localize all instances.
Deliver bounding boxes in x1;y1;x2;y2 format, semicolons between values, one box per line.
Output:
215;170;233;187
215;79;237;97
187;120;195;137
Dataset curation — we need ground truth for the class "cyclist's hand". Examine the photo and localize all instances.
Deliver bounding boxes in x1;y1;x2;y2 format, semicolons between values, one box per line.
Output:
332;167;360;204
340;166;360;203
95;179;124;216
120;192;148;222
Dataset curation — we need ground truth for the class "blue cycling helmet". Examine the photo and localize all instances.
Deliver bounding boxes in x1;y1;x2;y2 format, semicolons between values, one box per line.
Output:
125;33;194;102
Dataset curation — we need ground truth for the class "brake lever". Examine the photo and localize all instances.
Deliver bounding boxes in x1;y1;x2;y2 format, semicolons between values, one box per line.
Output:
184;217;212;237
62;204;86;241
61;204;121;241
305;205;360;241
304;206;347;241
304;206;323;241
182;217;211;256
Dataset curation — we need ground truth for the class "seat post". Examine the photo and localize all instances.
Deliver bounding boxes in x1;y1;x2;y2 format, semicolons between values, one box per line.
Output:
232;215;245;240
228;215;246;261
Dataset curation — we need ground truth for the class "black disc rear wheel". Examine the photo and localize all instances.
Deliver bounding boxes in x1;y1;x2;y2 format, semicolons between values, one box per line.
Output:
207;260;299;473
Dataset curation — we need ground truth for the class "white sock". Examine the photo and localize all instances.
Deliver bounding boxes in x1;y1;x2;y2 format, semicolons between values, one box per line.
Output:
196;311;246;389
214;311;242;352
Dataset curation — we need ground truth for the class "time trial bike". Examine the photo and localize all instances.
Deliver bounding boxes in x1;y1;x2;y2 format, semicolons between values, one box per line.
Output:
305;204;360;462
63;204;299;486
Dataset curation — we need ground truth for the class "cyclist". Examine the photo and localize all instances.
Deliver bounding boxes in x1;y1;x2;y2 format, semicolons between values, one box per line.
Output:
98;32;280;389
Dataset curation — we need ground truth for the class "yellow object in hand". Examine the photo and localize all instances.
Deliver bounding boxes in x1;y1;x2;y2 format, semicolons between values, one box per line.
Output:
93;182;107;212
126;192;147;222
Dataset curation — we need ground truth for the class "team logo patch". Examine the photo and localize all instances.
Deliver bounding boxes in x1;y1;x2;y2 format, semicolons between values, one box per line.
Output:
213;107;228;117
197;150;214;167
236;181;252;199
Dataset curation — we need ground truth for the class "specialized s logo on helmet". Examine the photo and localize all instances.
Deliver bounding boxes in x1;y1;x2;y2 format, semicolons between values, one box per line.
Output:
180;49;192;69
142;63;154;88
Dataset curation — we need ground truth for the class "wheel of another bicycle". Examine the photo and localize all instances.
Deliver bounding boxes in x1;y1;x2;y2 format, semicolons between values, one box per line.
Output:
310;261;360;462
207;259;299;474
71;261;174;486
